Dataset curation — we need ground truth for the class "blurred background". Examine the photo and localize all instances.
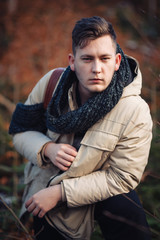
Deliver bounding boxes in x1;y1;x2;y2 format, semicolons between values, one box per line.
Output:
0;0;160;239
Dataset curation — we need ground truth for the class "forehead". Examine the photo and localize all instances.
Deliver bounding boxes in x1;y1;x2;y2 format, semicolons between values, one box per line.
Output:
75;35;116;56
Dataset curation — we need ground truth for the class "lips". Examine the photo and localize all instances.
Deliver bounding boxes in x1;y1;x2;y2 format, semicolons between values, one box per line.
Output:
89;78;103;83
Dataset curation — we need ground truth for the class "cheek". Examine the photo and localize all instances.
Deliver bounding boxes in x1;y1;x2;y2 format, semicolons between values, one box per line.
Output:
75;64;87;78
76;71;85;83
70;64;75;71
104;64;115;76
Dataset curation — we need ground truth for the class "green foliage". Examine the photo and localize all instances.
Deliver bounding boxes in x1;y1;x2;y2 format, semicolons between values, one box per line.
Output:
137;128;160;240
0;116;11;156
91;223;104;240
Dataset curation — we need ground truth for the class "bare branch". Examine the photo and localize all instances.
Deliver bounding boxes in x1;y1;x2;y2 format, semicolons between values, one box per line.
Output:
0;93;16;114
0;196;34;240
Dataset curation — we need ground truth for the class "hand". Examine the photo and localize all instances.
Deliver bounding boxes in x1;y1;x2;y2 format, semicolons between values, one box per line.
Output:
25;184;62;218
44;142;77;171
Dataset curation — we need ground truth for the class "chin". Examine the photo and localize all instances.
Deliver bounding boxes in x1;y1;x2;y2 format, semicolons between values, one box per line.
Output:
90;87;105;93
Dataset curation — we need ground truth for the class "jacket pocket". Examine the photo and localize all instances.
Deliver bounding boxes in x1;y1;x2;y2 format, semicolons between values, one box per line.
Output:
65;130;119;176
80;130;118;152
80;130;119;171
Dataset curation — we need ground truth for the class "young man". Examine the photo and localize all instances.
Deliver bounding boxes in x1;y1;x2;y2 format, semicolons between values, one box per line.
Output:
9;16;152;240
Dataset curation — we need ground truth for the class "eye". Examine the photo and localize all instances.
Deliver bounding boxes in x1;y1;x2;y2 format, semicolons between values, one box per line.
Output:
81;57;92;62
101;57;109;61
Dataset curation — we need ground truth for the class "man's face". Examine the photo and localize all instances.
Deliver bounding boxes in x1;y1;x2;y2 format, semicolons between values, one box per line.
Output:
69;35;121;103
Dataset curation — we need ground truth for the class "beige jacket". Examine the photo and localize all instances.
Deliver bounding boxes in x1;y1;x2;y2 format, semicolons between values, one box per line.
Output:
13;57;152;239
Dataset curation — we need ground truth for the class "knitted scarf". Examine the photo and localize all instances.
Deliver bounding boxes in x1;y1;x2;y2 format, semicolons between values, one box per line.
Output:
9;44;131;135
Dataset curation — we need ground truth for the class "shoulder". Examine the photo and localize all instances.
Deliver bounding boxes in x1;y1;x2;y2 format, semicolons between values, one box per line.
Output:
120;95;151;120
25;69;57;105
98;95;152;138
116;95;151;120
111;95;152;132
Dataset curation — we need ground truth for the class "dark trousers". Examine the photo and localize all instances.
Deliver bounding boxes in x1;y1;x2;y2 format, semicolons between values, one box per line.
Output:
33;190;151;240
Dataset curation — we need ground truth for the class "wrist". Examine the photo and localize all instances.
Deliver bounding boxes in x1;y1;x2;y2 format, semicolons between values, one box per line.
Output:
44;142;52;158
41;142;52;164
51;184;62;202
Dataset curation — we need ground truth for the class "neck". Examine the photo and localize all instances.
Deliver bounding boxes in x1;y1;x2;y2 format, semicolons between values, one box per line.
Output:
78;84;95;105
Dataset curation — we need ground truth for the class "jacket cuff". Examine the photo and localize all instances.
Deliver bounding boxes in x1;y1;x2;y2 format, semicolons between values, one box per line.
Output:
37;141;52;167
61;182;67;202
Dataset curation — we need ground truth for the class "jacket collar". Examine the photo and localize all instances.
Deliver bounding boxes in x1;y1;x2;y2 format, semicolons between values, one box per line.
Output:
68;56;142;110
122;56;142;98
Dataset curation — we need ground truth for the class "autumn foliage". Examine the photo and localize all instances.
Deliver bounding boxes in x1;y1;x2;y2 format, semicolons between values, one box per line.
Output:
0;0;160;239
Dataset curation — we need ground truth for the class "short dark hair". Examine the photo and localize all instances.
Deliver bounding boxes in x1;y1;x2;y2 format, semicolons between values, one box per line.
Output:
72;16;117;55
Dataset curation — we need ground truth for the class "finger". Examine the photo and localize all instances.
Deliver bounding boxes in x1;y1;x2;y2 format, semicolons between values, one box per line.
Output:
38;210;45;218
57;162;69;171
57;157;73;166
57;152;76;163
25;197;33;208
27;203;36;213
65;146;77;157
67;144;78;152
32;206;41;216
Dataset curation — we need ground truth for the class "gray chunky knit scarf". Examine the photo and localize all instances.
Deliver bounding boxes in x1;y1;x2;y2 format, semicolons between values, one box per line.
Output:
47;44;131;134
9;44;131;135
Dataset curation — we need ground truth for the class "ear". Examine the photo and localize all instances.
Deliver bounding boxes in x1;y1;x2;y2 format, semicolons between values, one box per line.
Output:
68;53;75;71
115;53;121;71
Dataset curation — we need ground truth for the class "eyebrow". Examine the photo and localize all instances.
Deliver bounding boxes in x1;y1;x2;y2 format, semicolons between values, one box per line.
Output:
80;54;112;58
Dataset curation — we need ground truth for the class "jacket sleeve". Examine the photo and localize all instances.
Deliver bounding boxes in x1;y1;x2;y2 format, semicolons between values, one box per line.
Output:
12;70;54;167
62;101;153;207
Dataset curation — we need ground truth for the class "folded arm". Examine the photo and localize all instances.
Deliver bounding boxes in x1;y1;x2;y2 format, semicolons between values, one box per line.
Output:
62;103;153;207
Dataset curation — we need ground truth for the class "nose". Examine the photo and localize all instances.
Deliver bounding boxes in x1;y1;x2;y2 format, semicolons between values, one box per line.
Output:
92;60;101;74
